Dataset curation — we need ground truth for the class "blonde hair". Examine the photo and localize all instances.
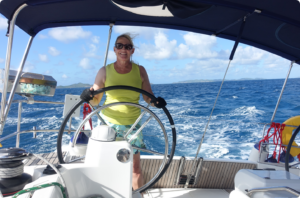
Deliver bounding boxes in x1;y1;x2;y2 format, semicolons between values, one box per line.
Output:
115;33;135;47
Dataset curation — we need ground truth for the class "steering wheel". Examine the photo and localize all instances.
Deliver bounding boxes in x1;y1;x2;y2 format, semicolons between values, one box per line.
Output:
57;86;176;193
285;125;300;172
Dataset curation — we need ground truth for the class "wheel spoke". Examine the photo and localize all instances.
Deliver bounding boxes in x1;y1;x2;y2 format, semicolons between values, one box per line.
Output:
88;103;106;125
124;103;150;139
128;115;153;142
132;146;164;156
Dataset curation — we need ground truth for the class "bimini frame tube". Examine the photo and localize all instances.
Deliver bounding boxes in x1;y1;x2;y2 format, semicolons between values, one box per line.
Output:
103;23;114;67
270;61;294;123
0;4;28;134
185;17;247;188
1;36;34;134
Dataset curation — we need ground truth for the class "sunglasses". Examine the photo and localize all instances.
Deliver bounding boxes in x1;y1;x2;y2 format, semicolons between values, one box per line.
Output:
115;43;133;50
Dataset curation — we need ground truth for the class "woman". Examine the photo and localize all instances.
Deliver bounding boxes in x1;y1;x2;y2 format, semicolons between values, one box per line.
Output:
80;33;166;190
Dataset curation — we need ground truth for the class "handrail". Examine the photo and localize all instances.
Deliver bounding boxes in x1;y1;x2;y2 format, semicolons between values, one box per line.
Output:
261;142;300;149
246;186;300;197
0;129;92;143
12;100;65;105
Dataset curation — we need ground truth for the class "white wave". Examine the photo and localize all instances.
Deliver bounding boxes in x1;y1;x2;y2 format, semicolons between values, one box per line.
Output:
22;106;63;113
233;96;238;99
231;106;264;118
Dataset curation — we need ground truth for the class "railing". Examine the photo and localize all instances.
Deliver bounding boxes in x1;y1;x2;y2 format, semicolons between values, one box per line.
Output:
0;99;92;147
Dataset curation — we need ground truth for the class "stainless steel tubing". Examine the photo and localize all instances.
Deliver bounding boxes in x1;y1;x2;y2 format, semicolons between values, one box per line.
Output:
194;157;204;185
270;61;294;123
261;142;300;149
128;115;152;142
131;146;164;156
0;4;28;134
16;102;22;148
103;23;114;66
185;60;232;188
175;157;186;185
0;129;92;143
12;100;65;105
3;36;34;134
33;126;36;138
258;123;269;163
88;104;106;125
247;186;300;197
124;103;150;139
68;118;72;134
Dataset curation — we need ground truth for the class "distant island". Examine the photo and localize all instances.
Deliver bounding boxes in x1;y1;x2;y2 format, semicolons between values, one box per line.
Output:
57;83;92;88
174;78;265;84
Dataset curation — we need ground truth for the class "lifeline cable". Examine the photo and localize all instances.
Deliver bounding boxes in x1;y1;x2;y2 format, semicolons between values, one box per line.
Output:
185;16;247;188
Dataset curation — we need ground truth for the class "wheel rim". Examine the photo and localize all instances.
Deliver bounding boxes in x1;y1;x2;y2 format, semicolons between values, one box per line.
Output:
285;125;300;172
57;86;176;193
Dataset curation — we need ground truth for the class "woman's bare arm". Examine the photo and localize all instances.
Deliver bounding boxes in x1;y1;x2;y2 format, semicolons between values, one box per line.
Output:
140;66;155;105
89;66;106;106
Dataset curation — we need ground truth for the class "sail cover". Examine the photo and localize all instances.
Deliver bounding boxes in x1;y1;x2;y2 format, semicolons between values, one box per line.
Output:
0;0;299;63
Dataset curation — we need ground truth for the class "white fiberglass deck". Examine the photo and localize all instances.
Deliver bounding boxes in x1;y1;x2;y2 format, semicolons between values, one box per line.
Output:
144;188;229;198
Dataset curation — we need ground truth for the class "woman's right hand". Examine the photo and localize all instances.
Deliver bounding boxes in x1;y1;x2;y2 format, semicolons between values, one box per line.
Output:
151;97;167;108
80;87;94;102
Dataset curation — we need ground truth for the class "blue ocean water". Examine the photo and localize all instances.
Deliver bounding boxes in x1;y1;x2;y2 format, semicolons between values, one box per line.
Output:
1;78;300;160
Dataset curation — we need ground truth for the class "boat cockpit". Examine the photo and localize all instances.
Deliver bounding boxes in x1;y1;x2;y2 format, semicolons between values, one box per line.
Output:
0;0;300;197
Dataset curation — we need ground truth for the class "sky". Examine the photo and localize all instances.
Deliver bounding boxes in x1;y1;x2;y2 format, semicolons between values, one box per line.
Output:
0;14;299;86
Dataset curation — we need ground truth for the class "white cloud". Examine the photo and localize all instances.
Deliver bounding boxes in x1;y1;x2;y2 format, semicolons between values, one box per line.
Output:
114;26;166;40
62;74;68;79
79;58;94;69
55;61;64;66
91;36;100;44
232;46;266;65
84;44;100;59
175;33;218;59
38;34;48;39
39;54;48;62
0;17;7;30
137;31;176;60
108;50;116;61
23;61;35;72
0;58;4;63
48;47;60;56
263;53;290;69
48;27;91;43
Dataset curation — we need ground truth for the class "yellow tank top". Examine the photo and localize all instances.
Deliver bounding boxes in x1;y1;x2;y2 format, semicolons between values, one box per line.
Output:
102;62;142;125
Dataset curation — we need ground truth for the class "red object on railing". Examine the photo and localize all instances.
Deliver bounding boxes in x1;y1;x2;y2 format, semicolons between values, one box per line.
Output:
258;122;285;163
82;103;93;130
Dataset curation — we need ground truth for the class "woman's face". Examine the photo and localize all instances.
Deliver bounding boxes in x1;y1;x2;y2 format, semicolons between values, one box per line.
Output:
114;37;135;62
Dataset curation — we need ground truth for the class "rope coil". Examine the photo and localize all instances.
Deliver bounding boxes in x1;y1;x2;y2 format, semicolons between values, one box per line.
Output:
259;122;286;163
0;163;24;178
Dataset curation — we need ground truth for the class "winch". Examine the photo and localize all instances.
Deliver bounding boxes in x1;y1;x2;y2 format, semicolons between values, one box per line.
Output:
0;148;32;197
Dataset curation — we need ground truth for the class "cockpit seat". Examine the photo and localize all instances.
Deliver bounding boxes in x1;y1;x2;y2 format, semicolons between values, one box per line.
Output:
230;169;300;198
